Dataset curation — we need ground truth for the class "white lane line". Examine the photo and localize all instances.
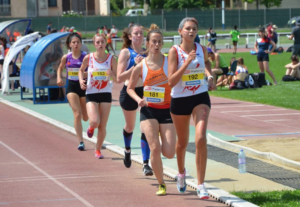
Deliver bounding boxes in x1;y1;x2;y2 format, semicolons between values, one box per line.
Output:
0;141;93;207
241;113;300;117
212;104;264;109
264;119;292;122
220;109;287;113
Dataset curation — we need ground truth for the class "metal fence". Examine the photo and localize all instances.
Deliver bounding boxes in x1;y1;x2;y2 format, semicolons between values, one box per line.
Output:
1;8;300;32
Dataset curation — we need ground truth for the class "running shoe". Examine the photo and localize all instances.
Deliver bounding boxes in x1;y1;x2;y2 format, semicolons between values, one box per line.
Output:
197;184;210;200
87;126;94;138
77;142;85;151
123;150;131;168
177;169;186;193
156;184;166;196
143;164;153;176
95;150;104;159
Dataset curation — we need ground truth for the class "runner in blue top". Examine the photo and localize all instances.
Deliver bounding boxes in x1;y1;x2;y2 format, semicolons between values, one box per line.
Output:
57;32;88;151
117;24;153;176
254;27;277;85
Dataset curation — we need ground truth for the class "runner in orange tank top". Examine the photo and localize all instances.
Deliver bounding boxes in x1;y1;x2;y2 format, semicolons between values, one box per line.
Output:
127;24;176;196
105;29;116;55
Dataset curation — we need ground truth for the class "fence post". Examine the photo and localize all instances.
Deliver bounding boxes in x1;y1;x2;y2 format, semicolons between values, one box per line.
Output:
57;12;60;31
238;8;240;29
85;11;87;38
137;15;139;24
289;7;291;28
185;8;187;17
110;12;112;26
264;8;266;25
213;8;215;29
162;9;164;31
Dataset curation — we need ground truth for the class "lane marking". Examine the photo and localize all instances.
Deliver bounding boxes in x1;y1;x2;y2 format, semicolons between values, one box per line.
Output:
0;141;93;207
264;119;292;122
220;109;286;113
212;104;264;109
0;198;77;205
240;113;300;117
234;132;300;137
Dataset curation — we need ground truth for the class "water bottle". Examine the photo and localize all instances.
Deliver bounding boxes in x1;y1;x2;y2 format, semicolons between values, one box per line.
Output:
238;149;246;173
266;80;270;86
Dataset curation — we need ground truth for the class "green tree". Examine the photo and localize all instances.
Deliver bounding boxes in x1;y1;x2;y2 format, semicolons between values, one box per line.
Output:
163;0;215;10
241;0;282;9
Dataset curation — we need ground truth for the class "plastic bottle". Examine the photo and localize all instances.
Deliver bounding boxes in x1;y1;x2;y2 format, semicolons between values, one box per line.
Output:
266;80;270;86
238;149;246;173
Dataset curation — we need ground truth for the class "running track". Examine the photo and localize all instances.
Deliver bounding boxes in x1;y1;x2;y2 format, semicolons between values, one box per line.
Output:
0;103;226;207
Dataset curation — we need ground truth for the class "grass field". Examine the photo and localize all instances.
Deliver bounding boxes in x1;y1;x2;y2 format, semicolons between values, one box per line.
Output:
209;52;300;110
231;190;300;207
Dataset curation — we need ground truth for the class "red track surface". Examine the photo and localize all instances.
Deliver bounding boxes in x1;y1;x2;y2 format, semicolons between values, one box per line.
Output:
0;103;226;207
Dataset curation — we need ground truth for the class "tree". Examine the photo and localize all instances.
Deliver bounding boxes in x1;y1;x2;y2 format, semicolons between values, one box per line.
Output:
163;0;215;10
241;0;282;9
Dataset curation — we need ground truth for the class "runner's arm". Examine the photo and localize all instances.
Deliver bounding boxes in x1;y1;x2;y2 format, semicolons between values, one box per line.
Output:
117;49;133;83
78;55;89;90
127;63;143;103
109;56;118;83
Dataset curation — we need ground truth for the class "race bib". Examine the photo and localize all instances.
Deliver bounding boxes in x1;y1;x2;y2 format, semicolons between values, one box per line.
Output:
144;86;165;103
182;68;205;86
68;68;79;80
92;68;109;81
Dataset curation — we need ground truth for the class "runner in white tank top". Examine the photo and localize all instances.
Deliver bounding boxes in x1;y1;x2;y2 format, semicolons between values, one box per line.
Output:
168;17;215;200
78;34;117;159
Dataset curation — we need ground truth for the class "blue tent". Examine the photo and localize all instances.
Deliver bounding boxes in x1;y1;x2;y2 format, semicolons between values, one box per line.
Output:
20;32;69;104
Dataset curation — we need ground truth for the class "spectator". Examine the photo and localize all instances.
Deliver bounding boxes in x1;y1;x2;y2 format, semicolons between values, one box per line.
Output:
0;36;6;88
284;55;300;78
65;27;70;32
103;25;108;36
254;27;277;85
194;33;200;44
106;29;116;55
210;29;217;52
288;19;300;57
267;22;273;38
207;47;229;86
128;22;134;28
216;57;236;87
47;22;52;34
206;27;212;48
269;24;278;51
60;26;66;32
99;26;104;35
230;25;240;54
234;57;248;82
69;26;75;32
111;25;118;38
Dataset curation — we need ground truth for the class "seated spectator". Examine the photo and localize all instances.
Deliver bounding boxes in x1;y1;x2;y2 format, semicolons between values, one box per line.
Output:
60;26;66;32
285;55;300;78
39;53;60;86
207;47;229;86
234;57;248;81
216;57;236;87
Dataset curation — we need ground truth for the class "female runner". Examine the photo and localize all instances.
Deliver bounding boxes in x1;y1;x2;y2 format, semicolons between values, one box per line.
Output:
117;24;152;175
57;32;88;151
78;34;117;158
168;17;215;199
127;24;176;195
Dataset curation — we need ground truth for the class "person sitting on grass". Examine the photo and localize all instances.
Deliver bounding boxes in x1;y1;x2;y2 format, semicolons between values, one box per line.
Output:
216;57;236;87
285;55;300;79
234;57;248;82
207;47;229;87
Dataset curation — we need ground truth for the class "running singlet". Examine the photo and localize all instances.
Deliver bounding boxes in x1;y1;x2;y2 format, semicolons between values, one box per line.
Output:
86;53;113;94
171;42;207;98
256;37;271;57
0;46;4;60
141;56;171;109
66;51;87;81
126;47;146;70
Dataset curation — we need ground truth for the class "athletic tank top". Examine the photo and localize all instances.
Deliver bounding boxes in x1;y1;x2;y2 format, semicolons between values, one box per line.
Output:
126;47;146;70
212;54;228;68
0;46;4;60
86;53;113;94
66;51;87;81
141;56;171;109
171;43;207;98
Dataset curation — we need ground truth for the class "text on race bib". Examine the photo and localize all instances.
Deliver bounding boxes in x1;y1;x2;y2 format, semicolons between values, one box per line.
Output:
144;86;165;103
68;68;79;80
92;68;109;81
182;68;205;86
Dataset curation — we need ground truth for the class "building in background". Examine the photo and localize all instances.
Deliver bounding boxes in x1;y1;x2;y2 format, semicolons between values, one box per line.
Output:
0;0;111;17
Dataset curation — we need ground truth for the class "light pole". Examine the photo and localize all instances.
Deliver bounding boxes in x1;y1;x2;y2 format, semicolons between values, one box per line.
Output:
222;0;225;30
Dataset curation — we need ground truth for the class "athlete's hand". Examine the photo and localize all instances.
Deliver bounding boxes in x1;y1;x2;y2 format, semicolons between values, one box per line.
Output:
134;55;144;64
107;69;114;79
57;77;64;87
208;78;215;91
79;79;87;90
187;50;196;64
264;50;269;54
137;98;148;107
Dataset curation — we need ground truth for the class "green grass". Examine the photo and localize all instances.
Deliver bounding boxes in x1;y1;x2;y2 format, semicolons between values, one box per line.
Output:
231;190;300;207
209;52;300;110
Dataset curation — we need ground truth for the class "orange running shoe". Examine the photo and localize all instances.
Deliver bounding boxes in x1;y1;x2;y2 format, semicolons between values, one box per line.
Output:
95;150;104;159
87;126;94;138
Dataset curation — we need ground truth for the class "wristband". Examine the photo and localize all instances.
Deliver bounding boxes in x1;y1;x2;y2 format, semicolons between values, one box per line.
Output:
133;62;137;67
208;76;214;80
